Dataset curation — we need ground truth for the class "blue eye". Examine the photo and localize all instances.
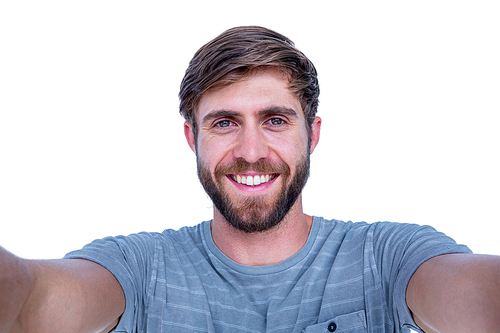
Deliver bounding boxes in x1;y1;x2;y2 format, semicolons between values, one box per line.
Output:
216;120;232;127
269;118;284;125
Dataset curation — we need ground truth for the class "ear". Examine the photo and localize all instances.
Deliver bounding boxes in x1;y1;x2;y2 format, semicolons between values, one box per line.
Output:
309;116;321;153
184;121;197;154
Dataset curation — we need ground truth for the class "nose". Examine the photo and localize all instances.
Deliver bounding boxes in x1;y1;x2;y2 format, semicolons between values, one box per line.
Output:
232;125;270;163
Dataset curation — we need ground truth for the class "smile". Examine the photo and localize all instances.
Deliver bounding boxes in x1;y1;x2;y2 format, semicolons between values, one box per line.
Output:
229;174;277;186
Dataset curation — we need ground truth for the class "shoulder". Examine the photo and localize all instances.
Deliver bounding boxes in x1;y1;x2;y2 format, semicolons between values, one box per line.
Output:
314;217;470;257
64;221;210;272
162;221;206;242
314;217;404;241
318;218;457;244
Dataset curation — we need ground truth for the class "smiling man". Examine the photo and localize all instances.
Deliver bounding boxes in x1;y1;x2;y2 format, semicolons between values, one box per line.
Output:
1;26;500;333
187;67;319;266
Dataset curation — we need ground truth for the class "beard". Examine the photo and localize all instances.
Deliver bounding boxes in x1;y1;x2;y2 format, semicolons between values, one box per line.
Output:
197;153;310;233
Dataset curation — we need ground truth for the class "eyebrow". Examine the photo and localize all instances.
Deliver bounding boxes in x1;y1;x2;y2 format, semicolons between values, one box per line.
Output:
258;107;299;118
201;110;241;125
201;107;299;125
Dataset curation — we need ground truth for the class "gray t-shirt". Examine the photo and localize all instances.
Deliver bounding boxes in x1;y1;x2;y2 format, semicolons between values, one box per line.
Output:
65;217;471;332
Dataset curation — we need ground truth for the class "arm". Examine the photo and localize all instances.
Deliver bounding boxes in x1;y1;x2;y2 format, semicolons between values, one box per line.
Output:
407;253;500;333
0;247;32;333
0;247;125;333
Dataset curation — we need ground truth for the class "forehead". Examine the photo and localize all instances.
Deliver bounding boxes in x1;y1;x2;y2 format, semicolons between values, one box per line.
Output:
196;68;303;122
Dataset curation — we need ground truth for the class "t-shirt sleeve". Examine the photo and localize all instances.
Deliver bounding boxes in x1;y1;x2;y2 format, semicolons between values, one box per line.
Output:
371;222;472;332
64;232;159;333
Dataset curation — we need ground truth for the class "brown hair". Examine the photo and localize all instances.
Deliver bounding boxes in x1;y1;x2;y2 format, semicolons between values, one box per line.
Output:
179;26;319;140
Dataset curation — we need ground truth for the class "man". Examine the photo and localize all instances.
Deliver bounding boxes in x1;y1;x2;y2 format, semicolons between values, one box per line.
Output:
1;26;499;333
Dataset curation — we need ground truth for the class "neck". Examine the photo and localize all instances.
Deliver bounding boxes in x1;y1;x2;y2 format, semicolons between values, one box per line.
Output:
211;196;313;266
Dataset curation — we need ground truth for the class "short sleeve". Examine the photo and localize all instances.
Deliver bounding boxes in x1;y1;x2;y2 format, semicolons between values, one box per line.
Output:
371;222;472;332
64;232;160;333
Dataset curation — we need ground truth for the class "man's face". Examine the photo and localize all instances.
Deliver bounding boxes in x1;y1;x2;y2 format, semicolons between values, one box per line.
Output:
185;68;320;233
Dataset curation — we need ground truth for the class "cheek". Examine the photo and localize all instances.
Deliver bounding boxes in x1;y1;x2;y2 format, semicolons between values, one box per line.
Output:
270;140;307;171
198;138;233;169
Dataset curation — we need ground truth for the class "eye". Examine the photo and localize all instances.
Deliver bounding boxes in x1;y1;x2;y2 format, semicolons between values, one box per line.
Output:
215;119;233;128
268;118;285;126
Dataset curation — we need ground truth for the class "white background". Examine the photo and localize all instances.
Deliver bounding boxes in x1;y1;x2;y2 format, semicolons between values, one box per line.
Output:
1;1;499;262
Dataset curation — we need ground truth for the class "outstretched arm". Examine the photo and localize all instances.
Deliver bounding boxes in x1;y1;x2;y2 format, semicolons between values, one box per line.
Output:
407;253;500;333
0;246;125;333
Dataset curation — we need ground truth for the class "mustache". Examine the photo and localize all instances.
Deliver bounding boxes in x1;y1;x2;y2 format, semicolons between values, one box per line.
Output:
215;159;290;176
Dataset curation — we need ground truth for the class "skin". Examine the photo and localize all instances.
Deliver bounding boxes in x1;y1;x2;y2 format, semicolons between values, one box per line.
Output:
184;68;321;266
185;68;500;330
2;67;499;333
407;253;500;332
0;247;125;333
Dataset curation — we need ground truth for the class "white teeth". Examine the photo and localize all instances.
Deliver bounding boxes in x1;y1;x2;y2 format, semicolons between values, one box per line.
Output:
234;174;274;186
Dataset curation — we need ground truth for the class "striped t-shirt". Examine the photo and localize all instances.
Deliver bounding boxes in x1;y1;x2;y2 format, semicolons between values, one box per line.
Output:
65;217;471;332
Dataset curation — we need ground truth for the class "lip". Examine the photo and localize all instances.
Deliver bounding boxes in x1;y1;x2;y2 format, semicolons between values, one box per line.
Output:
226;174;279;193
